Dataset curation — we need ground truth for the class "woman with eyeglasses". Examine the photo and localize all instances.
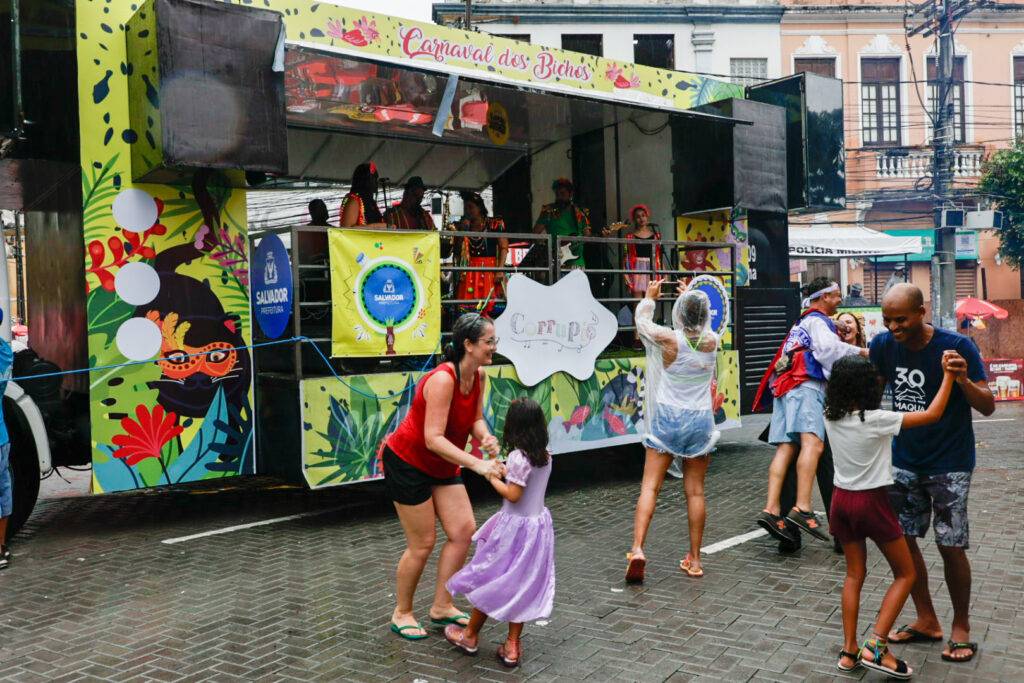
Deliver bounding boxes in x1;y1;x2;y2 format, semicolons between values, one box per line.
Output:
382;313;506;641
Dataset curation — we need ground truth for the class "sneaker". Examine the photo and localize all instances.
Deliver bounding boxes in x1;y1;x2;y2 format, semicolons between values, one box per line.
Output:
0;545;10;570
757;511;798;544
786;508;831;542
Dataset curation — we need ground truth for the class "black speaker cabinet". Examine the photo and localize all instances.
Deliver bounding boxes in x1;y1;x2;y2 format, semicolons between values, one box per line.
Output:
126;0;287;184
672;98;787;216
747;72;846;212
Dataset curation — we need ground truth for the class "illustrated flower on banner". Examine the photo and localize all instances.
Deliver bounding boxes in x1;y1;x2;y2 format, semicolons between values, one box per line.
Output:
605;64;641;89
111;404;184;467
327;16;379;46
87;194;167;292
196;223;250;287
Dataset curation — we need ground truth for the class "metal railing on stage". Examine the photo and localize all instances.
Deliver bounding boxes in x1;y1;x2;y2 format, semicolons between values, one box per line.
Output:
247;226;739;380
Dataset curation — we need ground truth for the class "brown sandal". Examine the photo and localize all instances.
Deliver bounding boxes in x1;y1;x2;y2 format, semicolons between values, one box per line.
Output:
496;638;520;667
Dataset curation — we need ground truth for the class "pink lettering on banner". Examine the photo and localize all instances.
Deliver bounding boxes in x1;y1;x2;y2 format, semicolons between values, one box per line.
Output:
533;51;593;83
400;26;494;66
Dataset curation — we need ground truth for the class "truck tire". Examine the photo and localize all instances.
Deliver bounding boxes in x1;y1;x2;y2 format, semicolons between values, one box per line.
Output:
4;398;40;538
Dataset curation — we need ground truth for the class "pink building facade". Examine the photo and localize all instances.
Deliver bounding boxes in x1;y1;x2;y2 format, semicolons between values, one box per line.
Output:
782;1;1024;302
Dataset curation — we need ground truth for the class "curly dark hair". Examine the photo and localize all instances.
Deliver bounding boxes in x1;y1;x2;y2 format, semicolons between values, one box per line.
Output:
824;355;884;422
502;398;550;468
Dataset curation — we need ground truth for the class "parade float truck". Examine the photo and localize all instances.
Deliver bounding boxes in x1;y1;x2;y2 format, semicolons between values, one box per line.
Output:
0;0;844;534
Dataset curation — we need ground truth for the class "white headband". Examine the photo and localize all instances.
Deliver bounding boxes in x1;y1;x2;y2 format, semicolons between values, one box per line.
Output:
802;282;839;308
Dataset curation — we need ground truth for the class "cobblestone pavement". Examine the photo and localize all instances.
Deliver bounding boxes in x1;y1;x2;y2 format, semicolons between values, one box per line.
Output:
2;405;1022;682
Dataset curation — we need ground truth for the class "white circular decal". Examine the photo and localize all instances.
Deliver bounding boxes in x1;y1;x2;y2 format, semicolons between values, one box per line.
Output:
115;317;162;361
111;188;158;232
114;262;161;306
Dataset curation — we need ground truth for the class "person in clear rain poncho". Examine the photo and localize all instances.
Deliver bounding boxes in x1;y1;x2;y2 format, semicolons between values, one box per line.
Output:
625;278;721;583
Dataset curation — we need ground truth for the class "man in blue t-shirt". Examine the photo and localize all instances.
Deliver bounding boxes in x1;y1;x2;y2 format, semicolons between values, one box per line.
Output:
869;284;994;664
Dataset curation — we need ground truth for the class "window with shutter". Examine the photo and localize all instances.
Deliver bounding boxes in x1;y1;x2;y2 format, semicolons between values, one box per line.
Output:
955;264;977;299
794;58;836;78
1015;57;1024;139
861;58;902;146
561;34;603;57
634;35;675;70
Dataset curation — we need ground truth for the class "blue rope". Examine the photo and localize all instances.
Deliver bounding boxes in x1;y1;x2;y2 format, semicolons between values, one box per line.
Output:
10;336;439;402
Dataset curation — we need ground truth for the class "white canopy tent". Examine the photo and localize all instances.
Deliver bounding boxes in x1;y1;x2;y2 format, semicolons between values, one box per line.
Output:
788;225;924;258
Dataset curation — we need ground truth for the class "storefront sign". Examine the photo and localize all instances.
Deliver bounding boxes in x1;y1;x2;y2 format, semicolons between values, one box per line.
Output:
329;230;440;357
687;275;730;336
985;358;1024;401
252;234;293;340
494;271;618;386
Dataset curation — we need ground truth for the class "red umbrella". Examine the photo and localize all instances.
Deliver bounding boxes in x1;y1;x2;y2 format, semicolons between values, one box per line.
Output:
956;297;1009;320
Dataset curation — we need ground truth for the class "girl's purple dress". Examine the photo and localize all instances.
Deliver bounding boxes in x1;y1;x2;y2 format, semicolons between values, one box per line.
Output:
447;449;555;623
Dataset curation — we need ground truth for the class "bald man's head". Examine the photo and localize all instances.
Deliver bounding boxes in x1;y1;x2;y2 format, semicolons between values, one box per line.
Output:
882;282;924;310
881;283;927;345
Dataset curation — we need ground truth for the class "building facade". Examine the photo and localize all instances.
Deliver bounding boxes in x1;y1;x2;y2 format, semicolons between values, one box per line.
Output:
782;1;1024;302
433;1;784;234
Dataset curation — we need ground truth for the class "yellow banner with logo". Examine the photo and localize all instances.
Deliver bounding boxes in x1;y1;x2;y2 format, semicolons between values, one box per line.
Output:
329;230;441;357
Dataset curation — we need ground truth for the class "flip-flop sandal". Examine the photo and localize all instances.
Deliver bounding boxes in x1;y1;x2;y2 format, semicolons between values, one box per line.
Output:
679;557;703;577
430;611;470;627
890;625;943;643
443;624;478;655
625;552;646;584
941;640;978;663
390;622;428;640
836;650;860;672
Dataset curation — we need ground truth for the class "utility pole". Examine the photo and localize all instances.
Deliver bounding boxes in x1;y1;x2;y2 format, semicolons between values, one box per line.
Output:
907;0;991;328
464;0;472;30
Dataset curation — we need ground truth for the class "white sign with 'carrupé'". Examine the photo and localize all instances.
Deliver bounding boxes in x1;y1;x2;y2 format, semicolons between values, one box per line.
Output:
493;271;618;387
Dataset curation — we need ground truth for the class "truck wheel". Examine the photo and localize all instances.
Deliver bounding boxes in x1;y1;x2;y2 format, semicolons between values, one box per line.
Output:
4;399;40;538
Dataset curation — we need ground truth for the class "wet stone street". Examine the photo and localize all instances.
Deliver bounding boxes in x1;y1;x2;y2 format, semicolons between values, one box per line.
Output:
2;405;1022;682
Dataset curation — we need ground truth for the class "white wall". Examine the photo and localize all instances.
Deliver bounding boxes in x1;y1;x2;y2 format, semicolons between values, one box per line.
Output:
479;21;781;82
602;118;674;231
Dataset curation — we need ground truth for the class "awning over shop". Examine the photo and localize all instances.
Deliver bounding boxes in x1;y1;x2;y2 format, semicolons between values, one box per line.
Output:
788;225;923;258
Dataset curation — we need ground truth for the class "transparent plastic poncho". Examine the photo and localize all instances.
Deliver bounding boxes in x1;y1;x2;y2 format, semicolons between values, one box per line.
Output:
635;289;719;437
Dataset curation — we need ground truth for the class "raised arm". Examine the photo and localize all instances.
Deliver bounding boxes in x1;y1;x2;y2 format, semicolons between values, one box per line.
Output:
943;348;996;416
635;279;676;346
900;366;955;430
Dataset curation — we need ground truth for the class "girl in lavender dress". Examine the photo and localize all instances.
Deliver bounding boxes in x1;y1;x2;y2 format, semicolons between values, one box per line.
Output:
444;398;555;668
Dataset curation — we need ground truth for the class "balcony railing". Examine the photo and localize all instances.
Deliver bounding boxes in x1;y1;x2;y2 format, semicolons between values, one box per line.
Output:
874;145;985;179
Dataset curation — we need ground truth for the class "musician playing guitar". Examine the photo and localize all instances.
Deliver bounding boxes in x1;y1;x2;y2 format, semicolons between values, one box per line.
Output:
533;177;591;269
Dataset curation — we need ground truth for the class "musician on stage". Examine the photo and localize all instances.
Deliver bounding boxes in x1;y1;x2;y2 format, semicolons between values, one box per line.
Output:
533;178;591;269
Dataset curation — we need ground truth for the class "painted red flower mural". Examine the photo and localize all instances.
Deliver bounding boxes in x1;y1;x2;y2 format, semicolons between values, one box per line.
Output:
86;197;167;292
111;403;184;467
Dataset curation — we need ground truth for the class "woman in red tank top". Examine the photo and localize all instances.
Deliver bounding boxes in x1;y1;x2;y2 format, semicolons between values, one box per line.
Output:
384;314;505;641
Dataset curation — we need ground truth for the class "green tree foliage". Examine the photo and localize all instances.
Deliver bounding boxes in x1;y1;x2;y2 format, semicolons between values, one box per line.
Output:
979;140;1024;269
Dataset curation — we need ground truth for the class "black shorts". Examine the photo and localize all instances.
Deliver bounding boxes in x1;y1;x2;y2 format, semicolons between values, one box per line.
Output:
382;446;463;506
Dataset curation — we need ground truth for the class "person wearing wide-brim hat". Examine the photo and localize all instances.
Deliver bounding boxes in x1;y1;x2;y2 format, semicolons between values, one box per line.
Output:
385;176;436;231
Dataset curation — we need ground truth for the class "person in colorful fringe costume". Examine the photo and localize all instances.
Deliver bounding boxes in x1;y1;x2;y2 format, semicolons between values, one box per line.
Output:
533;178;591;269
340;161;386;228
752;276;868;546
454;192;508;317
